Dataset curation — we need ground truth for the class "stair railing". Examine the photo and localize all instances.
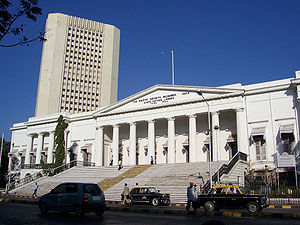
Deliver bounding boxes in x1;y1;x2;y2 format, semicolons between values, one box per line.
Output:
203;152;247;192
7;160;95;192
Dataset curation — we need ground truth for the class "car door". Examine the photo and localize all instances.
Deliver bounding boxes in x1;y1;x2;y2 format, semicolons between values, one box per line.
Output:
130;188;141;203
47;184;67;210
213;187;227;209
61;184;79;211
139;188;150;203
226;187;241;209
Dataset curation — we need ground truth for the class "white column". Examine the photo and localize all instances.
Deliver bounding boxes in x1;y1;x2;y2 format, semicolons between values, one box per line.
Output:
148;120;155;164
236;108;248;154
35;133;43;164
211;111;220;161
77;143;84;162
189;115;197;162
25;134;33;164
95;126;104;166
129;122;136;165
168;117;175;164
8;155;13;172
112;124;119;166
65;130;71;164
47;131;55;164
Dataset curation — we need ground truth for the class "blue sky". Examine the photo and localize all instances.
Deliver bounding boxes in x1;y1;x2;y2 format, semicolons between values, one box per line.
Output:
1;0;300;141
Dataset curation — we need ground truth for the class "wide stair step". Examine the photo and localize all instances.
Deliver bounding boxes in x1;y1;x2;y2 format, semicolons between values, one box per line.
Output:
98;165;152;191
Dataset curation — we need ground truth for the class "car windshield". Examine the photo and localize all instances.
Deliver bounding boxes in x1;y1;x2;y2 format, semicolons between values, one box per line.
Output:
148;187;157;193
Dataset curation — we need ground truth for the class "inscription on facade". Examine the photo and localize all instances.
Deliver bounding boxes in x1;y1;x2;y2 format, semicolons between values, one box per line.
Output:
133;92;190;105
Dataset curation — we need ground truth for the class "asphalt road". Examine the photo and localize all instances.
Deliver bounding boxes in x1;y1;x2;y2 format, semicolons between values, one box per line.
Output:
0;202;299;225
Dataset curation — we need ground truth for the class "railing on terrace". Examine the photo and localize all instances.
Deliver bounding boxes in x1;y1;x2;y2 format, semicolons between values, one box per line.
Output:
243;185;300;205
203;152;247;192
7;160;95;192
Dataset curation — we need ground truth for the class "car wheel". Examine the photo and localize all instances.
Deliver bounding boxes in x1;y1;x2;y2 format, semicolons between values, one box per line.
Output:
75;206;85;217
95;209;104;216
39;203;48;214
151;198;159;206
247;202;259;213
204;201;215;212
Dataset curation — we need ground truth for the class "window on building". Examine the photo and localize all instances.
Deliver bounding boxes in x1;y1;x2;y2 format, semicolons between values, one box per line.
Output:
281;133;295;154
253;135;266;161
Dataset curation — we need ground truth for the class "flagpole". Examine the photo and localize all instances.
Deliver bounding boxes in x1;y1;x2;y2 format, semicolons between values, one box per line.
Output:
171;50;175;85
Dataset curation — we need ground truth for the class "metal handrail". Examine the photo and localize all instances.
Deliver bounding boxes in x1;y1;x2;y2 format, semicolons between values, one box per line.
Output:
7;160;95;192
203;152;247;192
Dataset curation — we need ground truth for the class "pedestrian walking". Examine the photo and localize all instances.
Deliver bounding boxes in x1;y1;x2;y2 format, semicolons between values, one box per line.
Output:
32;182;39;197
150;156;154;165
118;160;123;170
121;183;131;205
186;182;197;214
109;155;113;166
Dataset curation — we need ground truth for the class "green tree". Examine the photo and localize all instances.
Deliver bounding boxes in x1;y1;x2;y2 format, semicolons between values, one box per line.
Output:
0;0;45;47
53;115;68;167
0;138;10;187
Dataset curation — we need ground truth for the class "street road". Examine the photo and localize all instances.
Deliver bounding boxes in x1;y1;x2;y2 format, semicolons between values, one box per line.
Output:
0;202;298;225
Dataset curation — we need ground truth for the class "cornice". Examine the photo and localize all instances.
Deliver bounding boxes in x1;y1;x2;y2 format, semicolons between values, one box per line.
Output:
244;82;294;96
95;91;244;118
92;84;244;118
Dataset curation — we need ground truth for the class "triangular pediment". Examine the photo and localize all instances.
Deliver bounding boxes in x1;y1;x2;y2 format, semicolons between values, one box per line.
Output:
94;84;243;116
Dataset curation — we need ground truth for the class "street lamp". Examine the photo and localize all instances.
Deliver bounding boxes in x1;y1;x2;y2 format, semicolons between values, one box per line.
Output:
197;91;213;189
214;125;220;184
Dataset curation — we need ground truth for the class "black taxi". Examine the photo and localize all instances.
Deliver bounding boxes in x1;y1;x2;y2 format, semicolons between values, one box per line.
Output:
196;185;268;213
129;186;170;206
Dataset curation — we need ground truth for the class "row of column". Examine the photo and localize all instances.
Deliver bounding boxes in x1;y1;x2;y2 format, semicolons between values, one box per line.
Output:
24;131;55;165
94;108;247;166
20;108;247;167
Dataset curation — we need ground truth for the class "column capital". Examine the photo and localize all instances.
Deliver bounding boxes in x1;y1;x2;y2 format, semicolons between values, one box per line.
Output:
27;133;36;137
147;120;155;123
113;124;119;128
188;114;197;119
168;117;175;121
96;125;103;130
235;108;244;112
129;122;136;126
211;111;219;115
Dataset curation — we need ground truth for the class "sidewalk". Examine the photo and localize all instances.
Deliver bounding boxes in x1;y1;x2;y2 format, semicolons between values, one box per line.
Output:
1;194;300;219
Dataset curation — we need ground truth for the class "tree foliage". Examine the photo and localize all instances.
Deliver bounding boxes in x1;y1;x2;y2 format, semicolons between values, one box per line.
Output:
0;0;45;47
54;115;68;167
0;138;10;187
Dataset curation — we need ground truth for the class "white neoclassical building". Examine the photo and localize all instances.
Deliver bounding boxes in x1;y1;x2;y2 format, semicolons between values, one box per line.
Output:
9;71;300;180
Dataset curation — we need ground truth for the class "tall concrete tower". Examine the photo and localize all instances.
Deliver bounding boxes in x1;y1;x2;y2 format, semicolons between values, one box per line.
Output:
35;13;120;116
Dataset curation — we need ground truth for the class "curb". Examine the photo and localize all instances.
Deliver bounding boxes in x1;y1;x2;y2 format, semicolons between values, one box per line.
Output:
1;197;299;219
106;206;300;219
105;200;300;209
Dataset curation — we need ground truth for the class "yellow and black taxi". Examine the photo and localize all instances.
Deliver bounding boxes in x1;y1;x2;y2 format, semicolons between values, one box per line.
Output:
129;186;170;206
195;185;268;213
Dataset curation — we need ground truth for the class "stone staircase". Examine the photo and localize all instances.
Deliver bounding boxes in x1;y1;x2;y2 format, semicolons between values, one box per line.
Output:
10;158;248;204
10;165;133;196
103;161;225;203
98;165;152;191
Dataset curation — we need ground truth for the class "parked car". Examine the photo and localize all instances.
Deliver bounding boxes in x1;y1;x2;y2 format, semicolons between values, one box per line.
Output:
38;182;106;216
195;185;268;213
129;186;170;206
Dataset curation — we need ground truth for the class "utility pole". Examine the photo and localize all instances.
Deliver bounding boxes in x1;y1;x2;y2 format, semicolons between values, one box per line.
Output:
171;50;175;85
